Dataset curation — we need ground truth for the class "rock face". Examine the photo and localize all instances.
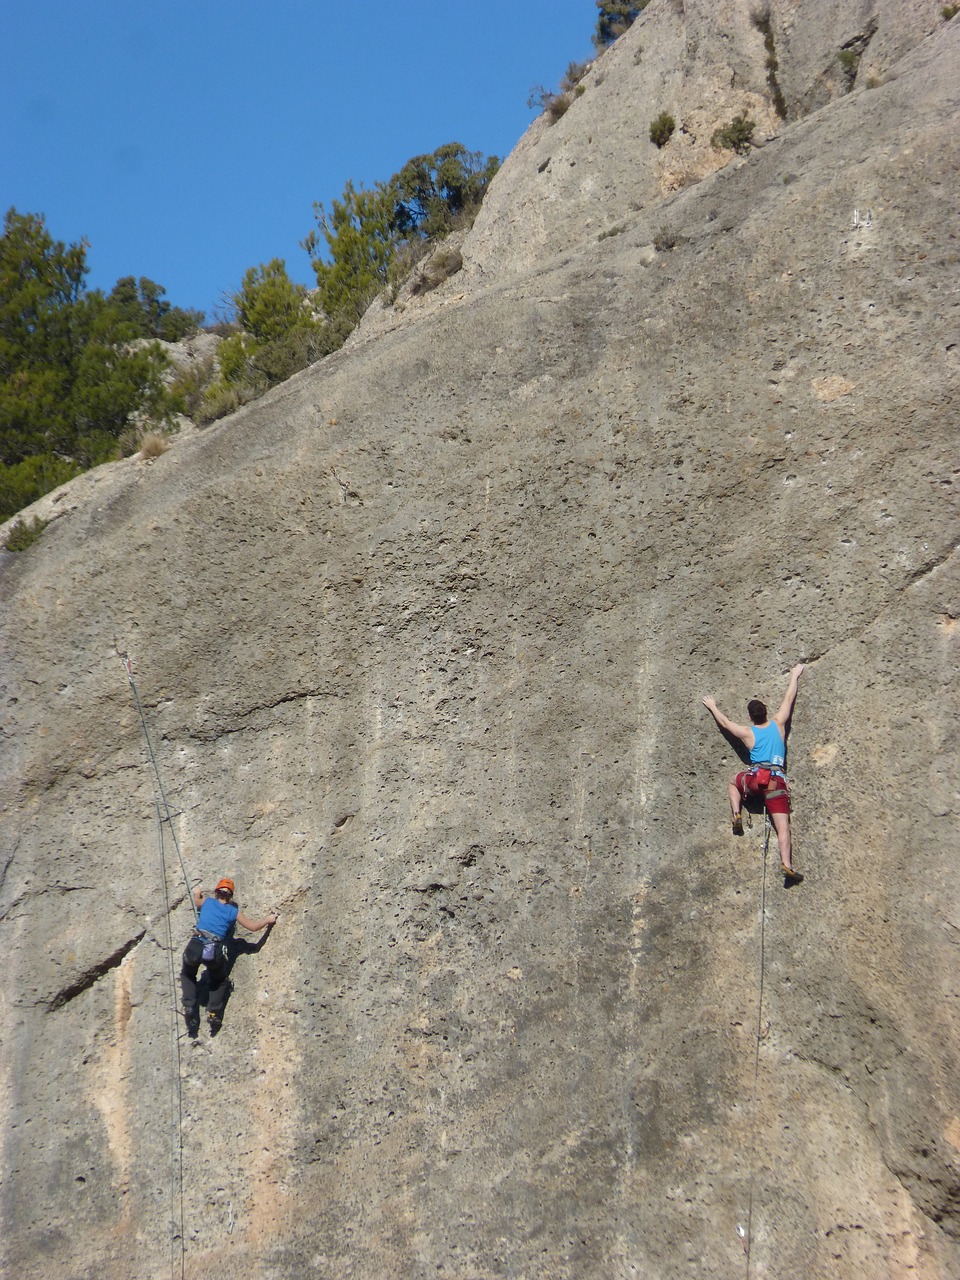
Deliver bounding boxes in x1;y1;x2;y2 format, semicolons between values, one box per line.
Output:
2;4;958;1278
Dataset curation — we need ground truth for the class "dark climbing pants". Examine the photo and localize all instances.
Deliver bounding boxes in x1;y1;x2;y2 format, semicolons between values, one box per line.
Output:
180;935;229;1018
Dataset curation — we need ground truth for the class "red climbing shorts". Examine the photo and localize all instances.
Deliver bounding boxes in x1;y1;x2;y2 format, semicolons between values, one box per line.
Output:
735;768;791;815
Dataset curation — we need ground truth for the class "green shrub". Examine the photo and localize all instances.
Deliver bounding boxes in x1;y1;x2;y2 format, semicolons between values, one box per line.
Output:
195;381;246;426
4;514;48;551
942;4;958;17
649;112;676;148
0;453;82;522
837;47;862;90
712;114;756;154
167;354;217;419
304;144;498;332
193;259;333;422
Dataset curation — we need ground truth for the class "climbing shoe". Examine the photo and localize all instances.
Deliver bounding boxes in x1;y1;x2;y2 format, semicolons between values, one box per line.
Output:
207;1011;223;1036
183;1007;200;1037
781;865;804;884
731;813;744;836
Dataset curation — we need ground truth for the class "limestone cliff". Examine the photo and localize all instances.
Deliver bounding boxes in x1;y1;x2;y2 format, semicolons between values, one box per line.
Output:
2;3;958;1278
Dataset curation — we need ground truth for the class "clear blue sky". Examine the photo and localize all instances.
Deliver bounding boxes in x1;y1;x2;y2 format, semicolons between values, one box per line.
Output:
2;1;597;320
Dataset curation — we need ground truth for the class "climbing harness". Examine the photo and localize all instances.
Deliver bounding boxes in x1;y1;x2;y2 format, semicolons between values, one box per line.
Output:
194;928;227;964
740;809;772;1278
740;762;789;804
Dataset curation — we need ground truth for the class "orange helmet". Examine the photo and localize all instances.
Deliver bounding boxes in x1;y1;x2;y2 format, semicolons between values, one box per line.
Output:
215;878;235;895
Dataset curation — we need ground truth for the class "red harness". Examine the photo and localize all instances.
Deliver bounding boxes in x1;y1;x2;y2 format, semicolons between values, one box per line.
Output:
741;764;789;801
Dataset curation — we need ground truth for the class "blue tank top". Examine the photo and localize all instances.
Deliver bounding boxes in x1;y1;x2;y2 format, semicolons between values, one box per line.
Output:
750;721;785;768
197;896;239;939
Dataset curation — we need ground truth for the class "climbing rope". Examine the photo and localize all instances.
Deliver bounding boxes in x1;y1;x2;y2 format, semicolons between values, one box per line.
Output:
742;809;771;1279
154;801;188;1280
119;650;198;925
119;650;193;1279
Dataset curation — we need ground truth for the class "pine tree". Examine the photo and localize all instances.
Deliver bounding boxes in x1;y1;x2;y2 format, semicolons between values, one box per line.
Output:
0;208;179;518
303;145;499;333
393;144;500;240
304;181;400;326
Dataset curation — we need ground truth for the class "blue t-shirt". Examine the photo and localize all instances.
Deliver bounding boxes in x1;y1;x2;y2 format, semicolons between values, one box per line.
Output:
197;896;239;939
749;721;785;768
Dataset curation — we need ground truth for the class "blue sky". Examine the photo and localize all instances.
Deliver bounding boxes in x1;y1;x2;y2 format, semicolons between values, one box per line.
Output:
3;1;597;320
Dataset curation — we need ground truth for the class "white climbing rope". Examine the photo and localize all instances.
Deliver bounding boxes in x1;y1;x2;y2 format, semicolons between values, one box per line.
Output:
155;802;188;1280
119;649;197;925
119;649;192;1279
742;809;772;1278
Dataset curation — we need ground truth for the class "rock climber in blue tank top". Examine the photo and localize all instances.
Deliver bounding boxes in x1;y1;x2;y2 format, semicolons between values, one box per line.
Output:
180;878;278;1036
702;664;805;884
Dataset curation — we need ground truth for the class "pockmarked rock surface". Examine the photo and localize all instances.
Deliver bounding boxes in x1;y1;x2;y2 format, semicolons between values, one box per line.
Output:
2;4;958;1278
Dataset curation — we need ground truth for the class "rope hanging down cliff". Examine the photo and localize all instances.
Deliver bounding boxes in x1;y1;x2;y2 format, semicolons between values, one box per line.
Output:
119;647;192;1280
153;798;188;1280
740;809;772;1279
119;648;198;925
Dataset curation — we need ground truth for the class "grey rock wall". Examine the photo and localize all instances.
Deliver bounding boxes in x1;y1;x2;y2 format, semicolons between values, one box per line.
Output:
1;6;958;1278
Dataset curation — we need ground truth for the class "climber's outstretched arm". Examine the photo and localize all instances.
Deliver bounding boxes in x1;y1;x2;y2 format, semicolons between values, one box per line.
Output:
702;697;754;748
773;663;805;730
236;909;278;933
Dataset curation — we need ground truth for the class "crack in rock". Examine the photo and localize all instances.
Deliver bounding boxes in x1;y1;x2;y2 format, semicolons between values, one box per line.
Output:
46;930;146;1012
0;883;98;925
187;687;341;743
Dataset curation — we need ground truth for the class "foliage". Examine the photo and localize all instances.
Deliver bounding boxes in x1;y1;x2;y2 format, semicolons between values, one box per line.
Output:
196;258;335;423
410;245;464;296
593;2;648;49
4;513;48;551
0;208;194;518
944;5;960;18
0;453;82;521
837;47;861;90
303;143;499;340
167;354;217;419
561;61;592;90
106;276;203;342
528;85;574;121
649;112;676;148
752;10;787;119
393;144;500;240
530;87;569;120
711;114;756;154
234;258;314;345
195;380;244;426
139;432;170;458
305;180;400;326
528;62;591;123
